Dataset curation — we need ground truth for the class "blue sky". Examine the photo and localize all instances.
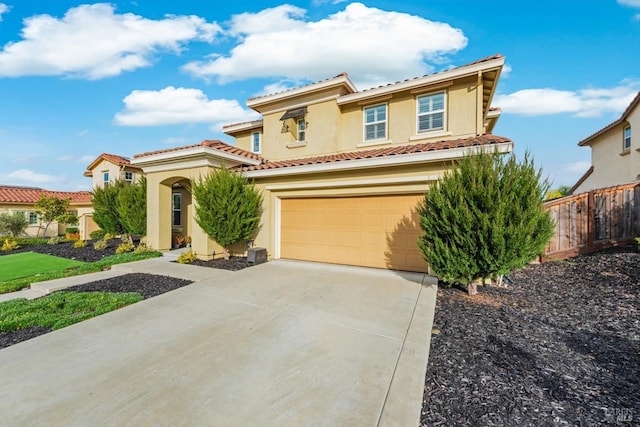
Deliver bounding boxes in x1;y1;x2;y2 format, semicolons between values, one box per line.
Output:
0;0;639;191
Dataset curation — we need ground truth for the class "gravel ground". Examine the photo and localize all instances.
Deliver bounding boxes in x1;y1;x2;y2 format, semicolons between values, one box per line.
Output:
422;244;640;426
1;239;120;262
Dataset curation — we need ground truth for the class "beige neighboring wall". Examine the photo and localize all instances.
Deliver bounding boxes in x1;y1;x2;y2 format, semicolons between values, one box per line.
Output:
88;159;141;189
573;96;640;193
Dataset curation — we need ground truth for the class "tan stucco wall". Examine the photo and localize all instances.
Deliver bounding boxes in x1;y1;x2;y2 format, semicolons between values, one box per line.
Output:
574;107;640;193
0;203;90;238
235;76;483;162
144;167;225;258
89;159;142;189
247;162;448;262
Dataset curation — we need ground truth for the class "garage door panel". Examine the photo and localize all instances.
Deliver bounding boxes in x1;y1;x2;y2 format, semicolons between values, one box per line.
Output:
280;195;428;272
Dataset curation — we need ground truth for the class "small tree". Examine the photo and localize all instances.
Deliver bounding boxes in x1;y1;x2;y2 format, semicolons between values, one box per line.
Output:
92;181;126;236
116;176;147;237
0;212;29;237
192;168;263;259
418;150;554;295
34;194;70;237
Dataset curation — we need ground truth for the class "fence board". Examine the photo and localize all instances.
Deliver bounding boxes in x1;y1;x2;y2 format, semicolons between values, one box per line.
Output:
542;181;640;260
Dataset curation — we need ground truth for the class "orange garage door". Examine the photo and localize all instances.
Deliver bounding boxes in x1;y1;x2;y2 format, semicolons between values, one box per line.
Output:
280;195;428;272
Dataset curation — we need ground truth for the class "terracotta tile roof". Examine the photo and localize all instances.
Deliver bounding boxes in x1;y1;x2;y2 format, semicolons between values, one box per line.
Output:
237;134;512;172
133;140;264;162
84;153;141;176
578;91;640;146
355;54;503;94
0;185;92;205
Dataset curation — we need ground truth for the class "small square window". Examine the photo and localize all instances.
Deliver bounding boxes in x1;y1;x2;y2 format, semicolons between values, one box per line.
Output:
363;104;387;141
417;92;445;133
123;171;133;182
624;125;631;151
28;211;38;225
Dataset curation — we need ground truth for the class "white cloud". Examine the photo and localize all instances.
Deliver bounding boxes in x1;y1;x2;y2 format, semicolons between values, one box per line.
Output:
0;3;10;22
565;161;591;174
183;2;467;87
618;0;640;7
162;137;187;145
0;3;220;79
255;80;301;97
7;169;64;183
114;86;259;128
494;82;640;117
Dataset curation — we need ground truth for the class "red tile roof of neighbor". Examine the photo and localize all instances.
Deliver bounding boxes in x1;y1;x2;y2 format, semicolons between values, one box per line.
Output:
133;140;264;162
578;91;640;146
84;153;141;176
237;134;513;172
0;185;92;204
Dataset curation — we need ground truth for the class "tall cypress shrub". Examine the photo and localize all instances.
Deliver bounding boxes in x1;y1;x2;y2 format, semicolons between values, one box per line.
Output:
192;168;263;259
92;180;126;236
418;150;554;295
116;176;147;237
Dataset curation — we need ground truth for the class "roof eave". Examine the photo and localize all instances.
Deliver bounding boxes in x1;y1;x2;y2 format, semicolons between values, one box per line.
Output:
337;56;505;105
244;141;513;178
131;146;262;168
247;74;358;109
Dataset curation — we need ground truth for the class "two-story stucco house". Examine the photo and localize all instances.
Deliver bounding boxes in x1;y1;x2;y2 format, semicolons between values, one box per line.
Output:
131;54;513;273
0;185;92;238
571;91;640;194
82;153;144;238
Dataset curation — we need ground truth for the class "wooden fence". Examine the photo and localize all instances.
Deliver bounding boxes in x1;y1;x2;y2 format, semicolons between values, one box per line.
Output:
542;182;640;260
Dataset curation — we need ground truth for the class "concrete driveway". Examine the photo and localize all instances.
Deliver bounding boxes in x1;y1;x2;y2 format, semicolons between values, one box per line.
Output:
0;260;437;427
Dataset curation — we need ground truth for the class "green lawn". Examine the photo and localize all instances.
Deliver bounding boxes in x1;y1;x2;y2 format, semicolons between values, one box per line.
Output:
0;252;85;281
0;291;143;332
0;251;162;294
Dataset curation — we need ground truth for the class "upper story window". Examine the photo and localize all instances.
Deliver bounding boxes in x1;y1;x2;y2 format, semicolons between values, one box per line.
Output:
297;119;306;142
102;171;109;187
123;171;134;183
252;132;262;153
417;91;445;133
364;104;387;141
624;125;631;151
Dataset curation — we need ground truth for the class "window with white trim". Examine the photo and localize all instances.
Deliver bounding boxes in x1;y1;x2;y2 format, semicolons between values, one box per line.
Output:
363;104;387;141
172;193;181;226
102;171;109;187
624;125;631;151
123;171;133;183
252;132;262;153
417;91;445;133
297;119;306;142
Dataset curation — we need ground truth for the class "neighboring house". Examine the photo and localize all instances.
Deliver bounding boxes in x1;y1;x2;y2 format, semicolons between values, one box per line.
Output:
571;91;640;194
82;153;144;238
131;54;513;273
84;153;143;189
0;185;92;238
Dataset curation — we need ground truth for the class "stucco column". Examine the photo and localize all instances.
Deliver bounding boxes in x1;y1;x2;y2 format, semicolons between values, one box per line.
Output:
147;178;172;251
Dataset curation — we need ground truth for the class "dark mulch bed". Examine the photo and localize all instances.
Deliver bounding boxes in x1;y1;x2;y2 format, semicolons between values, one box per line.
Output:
422;244;640;426
190;256;252;271
0;273;193;350
1;239;120;262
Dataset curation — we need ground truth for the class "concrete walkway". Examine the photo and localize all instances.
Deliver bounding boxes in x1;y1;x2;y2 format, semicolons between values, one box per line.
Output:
0;257;437;426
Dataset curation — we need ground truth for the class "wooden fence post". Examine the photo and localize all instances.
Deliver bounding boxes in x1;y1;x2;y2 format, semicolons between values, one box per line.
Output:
587;190;595;252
